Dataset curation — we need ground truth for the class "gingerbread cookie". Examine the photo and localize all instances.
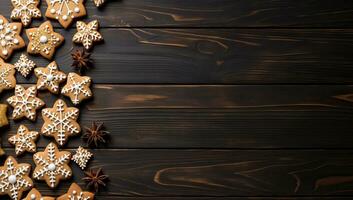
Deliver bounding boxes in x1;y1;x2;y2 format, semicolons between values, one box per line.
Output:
0;58;16;94
34;61;67;94
73;20;103;50
23;188;55;200
26;21;64;60
41;99;80;146
11;0;41;27
0;16;25;60
7;85;45;121
0;104;8;127
33;142;72;188
72;146;93;170
0;156;33;200
93;0;105;7
45;0;86;29
9;125;39;155
61;73;92;105
57;183;94;200
14;54;36;77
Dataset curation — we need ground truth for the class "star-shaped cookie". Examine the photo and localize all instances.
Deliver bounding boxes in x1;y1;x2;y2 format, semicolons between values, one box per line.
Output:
33;143;72;188
23;188;55;200
9;125;39;156
11;0;42;27
57;183;94;200
45;0;86;29
61;72;92;105
14;54;36;77
0;156;33;200
26;21;64;60
7;85;45;121
34;61;67;94
0;15;25;60
0;104;8;128
93;0;105;7
0;58;16;94
73;20;103;50
41;99;80;146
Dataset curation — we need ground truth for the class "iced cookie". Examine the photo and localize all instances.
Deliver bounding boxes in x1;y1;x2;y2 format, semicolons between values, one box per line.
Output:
33;142;72;188
45;0;86;29
34;61;67;94
11;0;41;27
0;16;25;60
72;146;93;170
14;54;36;77
41;99;80;146
93;0;105;7
7;85;45;121
61;72;92;105
9;125;39;156
73;20;103;50
0;58;16;94
26;21;64;60
23;188;55;200
0;104;8;127
0;156;33;200
57;183;94;200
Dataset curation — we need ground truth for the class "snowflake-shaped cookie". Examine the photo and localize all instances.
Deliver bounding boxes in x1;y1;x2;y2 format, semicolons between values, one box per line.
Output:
72;146;93;170
34;61;67;94
0;156;33;200
61;73;92;105
26;21;64;60
14;54;36;77
45;0;87;29
41;99;81;146
33;142;72;188
73;20;103;50
57;183;94;200
93;0;105;7
11;0;41;27
0;58;16;94
7;85;45;121
0;15;25;60
23;188;55;200
9;125;39;156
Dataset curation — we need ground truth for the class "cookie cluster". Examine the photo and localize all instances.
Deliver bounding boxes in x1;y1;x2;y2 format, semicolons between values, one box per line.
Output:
0;0;109;199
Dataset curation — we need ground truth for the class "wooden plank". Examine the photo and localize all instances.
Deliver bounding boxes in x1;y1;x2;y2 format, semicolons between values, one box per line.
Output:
10;28;353;84
1;84;353;149
103;198;353;200
0;0;353;27
1;149;353;197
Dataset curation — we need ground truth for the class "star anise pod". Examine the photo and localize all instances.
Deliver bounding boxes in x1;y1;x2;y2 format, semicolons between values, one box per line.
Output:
82;167;109;192
83;121;109;147
71;48;93;74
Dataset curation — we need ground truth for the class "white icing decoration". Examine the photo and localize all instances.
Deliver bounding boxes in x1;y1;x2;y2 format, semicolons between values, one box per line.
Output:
40;35;48;43
10;0;42;26
14;54;36;77
61;73;92;105
72;146;93;170
8;175;17;184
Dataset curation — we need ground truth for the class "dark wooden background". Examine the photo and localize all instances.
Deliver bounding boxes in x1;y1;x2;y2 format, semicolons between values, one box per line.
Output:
0;0;353;199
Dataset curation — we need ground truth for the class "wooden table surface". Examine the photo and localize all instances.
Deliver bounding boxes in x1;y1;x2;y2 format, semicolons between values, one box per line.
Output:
1;0;353;199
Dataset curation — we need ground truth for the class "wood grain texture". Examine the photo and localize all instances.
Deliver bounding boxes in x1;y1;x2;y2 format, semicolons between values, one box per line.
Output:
1;0;353;27
0;84;353;149
8;28;353;84
1;149;353;197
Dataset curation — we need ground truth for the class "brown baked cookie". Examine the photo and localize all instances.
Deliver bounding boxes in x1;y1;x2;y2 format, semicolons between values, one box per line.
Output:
0;15;25;60
33;142;72;188
0;104;8;127
11;0;41;27
73;20;103;50
0;58;16;94
0;156;33;200
22;188;55;200
45;0;86;29
7;85;45;121
9;125;39;156
57;183;94;200
61;72;92;105
41;99;80;146
34;61;67;94
26;21;64;60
